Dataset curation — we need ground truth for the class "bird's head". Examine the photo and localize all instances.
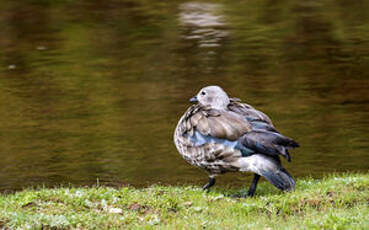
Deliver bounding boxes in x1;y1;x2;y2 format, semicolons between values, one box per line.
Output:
190;85;230;110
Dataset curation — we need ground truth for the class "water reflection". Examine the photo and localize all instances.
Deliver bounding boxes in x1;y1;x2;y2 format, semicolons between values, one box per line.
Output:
179;2;228;48
177;2;230;78
0;0;368;192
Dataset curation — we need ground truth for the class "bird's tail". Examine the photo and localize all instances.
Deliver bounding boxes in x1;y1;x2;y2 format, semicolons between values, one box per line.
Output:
236;154;295;191
259;167;295;191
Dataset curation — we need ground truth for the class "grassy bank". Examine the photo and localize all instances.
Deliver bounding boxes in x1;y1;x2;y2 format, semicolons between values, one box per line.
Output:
0;173;368;229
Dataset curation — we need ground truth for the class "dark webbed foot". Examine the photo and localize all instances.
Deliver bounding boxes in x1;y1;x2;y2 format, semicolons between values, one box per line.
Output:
203;177;216;192
247;174;261;197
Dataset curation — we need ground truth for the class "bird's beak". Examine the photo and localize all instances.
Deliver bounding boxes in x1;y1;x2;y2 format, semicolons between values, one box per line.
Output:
189;96;198;103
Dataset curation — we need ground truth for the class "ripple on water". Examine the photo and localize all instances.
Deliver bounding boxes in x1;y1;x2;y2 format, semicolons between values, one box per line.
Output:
179;2;228;48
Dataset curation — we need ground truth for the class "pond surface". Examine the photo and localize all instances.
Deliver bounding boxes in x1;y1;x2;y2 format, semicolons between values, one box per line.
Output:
0;0;368;191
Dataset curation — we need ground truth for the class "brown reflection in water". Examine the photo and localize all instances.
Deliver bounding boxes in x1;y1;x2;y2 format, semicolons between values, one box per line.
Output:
0;0;368;191
176;2;230;85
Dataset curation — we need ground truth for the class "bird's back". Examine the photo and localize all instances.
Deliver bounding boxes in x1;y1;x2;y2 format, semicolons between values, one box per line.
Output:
174;99;298;175
174;86;298;192
174;104;247;174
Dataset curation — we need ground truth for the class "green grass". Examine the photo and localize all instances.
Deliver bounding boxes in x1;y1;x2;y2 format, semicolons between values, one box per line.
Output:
0;173;368;229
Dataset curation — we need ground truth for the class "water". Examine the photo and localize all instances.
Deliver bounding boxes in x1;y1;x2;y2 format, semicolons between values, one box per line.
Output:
0;0;368;191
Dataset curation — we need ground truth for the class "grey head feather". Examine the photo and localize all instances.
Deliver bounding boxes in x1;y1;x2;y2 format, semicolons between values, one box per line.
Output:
194;86;230;110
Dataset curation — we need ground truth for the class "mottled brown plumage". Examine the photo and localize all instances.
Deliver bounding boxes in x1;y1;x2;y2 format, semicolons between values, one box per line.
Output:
174;86;299;195
228;98;273;126
184;104;252;141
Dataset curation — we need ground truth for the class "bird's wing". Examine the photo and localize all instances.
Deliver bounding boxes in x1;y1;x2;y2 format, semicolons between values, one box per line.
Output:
227;98;299;161
183;104;252;141
183;101;299;162
228;98;274;128
180;104;254;168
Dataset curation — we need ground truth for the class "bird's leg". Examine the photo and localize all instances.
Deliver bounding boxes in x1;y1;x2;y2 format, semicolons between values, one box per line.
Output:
247;174;261;197
203;177;216;192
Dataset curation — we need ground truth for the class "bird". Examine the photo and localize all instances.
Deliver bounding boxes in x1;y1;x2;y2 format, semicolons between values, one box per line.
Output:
174;85;299;196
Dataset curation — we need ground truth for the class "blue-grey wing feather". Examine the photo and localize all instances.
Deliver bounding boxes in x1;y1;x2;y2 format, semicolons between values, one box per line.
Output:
186;130;255;157
186;99;299;161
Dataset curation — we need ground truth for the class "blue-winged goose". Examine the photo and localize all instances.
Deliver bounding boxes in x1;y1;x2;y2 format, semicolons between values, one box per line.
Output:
174;86;299;196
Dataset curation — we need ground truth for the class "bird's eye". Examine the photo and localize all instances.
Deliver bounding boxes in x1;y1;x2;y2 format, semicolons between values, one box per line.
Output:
201;91;206;95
